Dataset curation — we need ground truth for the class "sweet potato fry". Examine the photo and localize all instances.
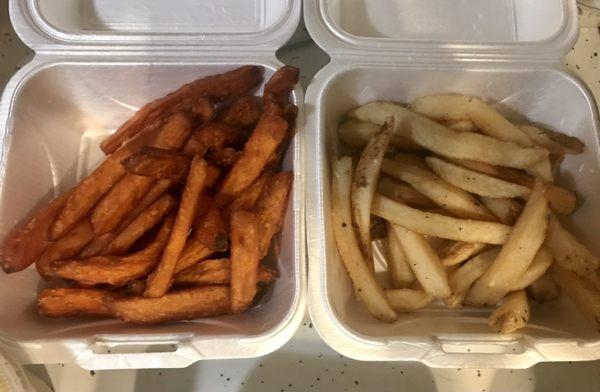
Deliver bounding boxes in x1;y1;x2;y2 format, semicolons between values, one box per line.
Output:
145;157;208;297
205;165;222;189
105;285;230;324
36;219;95;278
264;66;299;107
206;147;241;167
102;194;178;255
230;210;260;313
222;171;273;223
123;147;190;182
215;114;288;207
190;97;215;122
174;258;275;286
101;65;263;154
0;191;71;273
218;95;262;129
38;287;116;317
53;215;174;286
182;122;243;157
255;172;293;258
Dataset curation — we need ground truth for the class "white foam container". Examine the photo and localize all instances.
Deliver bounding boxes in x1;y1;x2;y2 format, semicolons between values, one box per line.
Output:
0;0;305;370
305;0;600;368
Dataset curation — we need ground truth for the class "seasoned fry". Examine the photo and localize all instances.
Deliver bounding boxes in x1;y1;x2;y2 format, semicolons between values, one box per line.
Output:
101;65;263;154
438;241;487;267
230;210;260;313
38;287;116;317
182;122;243;157
445;248;499;308
337;119;421;150
551;264;600;331
352;119;394;259
174;258;274;286
53;215;174;286
488;290;530;334
385;288;434;311
385;222;416;288
255;172;293;259
0;191;71;273
527;272;560;303
218;95;262;129
122;147;190;182
466;183;548;306
511;247;554;291
145;157;208;298
372;195;511;244
480;197;522;225
105;285;231;324
263;65;299;106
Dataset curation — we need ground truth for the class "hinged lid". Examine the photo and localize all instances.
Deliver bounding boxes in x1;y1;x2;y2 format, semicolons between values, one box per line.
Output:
305;0;579;61
10;0;300;53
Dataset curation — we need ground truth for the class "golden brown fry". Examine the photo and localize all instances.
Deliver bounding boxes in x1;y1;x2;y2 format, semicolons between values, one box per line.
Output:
0;191;71;273
480;197;522;225
53;215;174;286
488;290;530;334
182;122;243;157
337;119;421;151
438;241;487;267
206;147;241;166
377;176;436;209
218;95;262;129
230;210;260;313
255;172;293;258
145;157;208;298
105;285;231;324
101;65;263;154
551;264;600;331
122;147;190;182
190;97;215;122
38;287;116;317
205;165;222;189
223;171;273;220
215;114;288;207
264;65;299;107
174;258;275;286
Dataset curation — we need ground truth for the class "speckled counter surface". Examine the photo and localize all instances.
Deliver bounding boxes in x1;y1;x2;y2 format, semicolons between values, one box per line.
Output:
2;2;600;391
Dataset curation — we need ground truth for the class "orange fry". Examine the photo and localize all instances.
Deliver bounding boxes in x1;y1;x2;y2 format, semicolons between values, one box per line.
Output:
230;210;260;313
174;258;275;286
123;147;190;182
38;287;117;317
255;172;293;258
264;66;299;107
222;171;273;223
218;95;262;129
182;122;243;157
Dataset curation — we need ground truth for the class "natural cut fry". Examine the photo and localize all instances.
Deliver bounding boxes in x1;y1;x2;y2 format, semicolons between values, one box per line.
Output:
466;183;548;306
38;287;116;317
443;119;476;133
122;147;190;182
445;248;499;308
263;65;299;107
218;95;262;129
518;125;568;155
349;101;548;170
488;290;530;334
480;197;522;225
426;157;531;199
230;210;260;313
438;241;487;267
331;157;397;322
527;272;560;303
182;122;243;157
371;195;512;244
53;215;174;286
541;127;585;155
381;158;494;220
190;97;215;122
206;147;240;166
551;264;600;331
377;176;436;209
145;157;208;298
352;119;394;259
337;119;421;150
0;191;71;273
223;171;273;221
105;285;231;324
215;114;288;207
389;224;450;298
101;65;263;154
102;194;177;255
511;247;554;291
385;222;416;288
385;288;434;311
174;258;274;286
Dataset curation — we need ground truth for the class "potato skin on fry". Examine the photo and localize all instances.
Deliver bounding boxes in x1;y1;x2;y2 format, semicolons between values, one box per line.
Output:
174;258;274;286
38;287;116;317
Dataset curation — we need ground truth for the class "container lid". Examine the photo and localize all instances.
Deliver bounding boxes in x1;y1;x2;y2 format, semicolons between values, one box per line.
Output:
305;0;579;60
10;0;300;52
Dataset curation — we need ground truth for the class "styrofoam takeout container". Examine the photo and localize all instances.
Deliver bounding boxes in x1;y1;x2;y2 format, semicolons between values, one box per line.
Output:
0;0;305;370
305;0;600;368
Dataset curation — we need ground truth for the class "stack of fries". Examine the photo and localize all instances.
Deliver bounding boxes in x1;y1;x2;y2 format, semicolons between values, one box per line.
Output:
0;65;298;324
333;95;599;333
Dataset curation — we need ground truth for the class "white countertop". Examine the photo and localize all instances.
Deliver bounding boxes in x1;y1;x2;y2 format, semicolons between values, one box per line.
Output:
1;2;600;391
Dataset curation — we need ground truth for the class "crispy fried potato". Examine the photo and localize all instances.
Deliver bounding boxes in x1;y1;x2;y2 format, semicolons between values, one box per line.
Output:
145;157;208;298
372;195;511;244
174;258;274;286
377;176;436;209
385;288;434;311
53;215;174;286
106;285;231;324
122;147;190;182
0;191;71;273
215;114;288;207
182;122;243;157
264;65;299;107
438;241;487;267
480;197;522;225
230;210;260;313
443;119;476;133
190;97;215;122
206;147;241;166
205;165;222;189
385;222;416;288
518;125;570;155
542;128;585;155
255;172;293;258
224;171;273;220
527;272;560;303
445;248;499;308
38;287;116;317
551;264;600;331
337;119;421;150
218;95;262;129
101;65;263;154
511;247;554;291
488;290;530;334
331;157;397;322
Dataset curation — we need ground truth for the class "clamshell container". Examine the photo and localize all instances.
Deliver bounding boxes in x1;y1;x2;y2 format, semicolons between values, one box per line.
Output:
0;0;305;369
305;0;600;368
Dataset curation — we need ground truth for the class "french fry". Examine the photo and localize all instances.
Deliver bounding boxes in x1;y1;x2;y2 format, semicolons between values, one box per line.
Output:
443;119;476;133
263;65;299;107
488;290;530;334
349;101;548;170
527;272;560;303
331;157;397;321
426;157;530;199
215;114;288;207
205;165;222;189
337;119;421;150
145;157;208;298
385;288;434;311
466;183;548;306
38;287;116;317
230;210;260;313
223;171;273;221
511;247;554;291
389;224;450;298
381;158;494;220
352;119;394;259
102;194;177;255
445;248;499;308
206;147;240;166
182;122;243;157
122;147;190;182
377;176;436;209
53;215;174;286
518;125;567;155
218;95;262;129
385;222;416;288
0;191;71;273
480;197;522;225
174;258;275;286
255;172;293;259
190;97;215;122
101;65;263;154
372;195;511;244
551;264;600;331
541;128;585;155
105;285;231;324
438;241;487;267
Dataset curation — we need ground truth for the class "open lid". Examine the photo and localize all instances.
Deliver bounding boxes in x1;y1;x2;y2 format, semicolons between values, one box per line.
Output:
10;0;300;53
305;0;579;61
